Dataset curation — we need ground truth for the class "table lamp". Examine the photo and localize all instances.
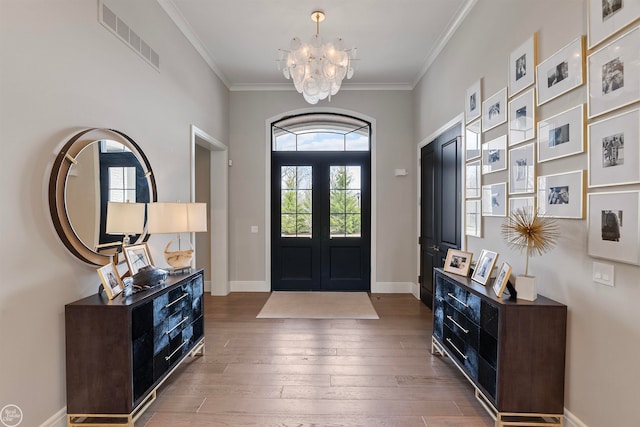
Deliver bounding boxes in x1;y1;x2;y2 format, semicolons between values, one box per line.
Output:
105;201;145;247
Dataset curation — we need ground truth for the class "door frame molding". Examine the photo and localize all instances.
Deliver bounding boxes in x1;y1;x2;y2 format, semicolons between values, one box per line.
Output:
416;112;466;299
265;108;377;292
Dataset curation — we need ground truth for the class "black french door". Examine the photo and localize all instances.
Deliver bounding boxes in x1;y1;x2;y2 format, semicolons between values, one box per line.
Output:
271;152;370;291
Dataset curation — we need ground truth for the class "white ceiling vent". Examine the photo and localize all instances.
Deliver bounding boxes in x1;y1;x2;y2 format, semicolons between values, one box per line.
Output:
99;1;160;72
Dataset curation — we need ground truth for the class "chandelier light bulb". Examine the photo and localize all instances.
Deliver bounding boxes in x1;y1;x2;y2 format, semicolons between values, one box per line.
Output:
277;11;356;104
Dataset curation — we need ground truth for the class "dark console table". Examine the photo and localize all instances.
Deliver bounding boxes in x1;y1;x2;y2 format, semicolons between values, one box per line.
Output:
432;268;567;426
65;269;205;426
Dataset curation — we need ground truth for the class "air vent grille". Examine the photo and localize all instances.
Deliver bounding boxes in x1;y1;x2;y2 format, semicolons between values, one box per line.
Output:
99;1;160;71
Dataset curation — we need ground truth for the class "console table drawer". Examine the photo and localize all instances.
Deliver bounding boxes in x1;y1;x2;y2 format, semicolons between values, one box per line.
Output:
443;324;479;378
443;303;479;349
438;276;481;324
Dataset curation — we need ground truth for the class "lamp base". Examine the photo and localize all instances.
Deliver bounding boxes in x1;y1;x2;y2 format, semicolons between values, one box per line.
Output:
163;240;194;269
167;266;192;276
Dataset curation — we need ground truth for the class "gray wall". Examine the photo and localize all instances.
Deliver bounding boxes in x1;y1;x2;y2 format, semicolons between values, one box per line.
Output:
414;1;640;425
195;143;212;280
0;1;228;425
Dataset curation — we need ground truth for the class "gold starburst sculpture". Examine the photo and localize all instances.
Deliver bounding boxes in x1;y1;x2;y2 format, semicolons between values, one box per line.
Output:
501;208;560;277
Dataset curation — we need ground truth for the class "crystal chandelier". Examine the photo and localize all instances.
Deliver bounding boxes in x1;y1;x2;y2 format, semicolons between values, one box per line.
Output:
277;11;357;104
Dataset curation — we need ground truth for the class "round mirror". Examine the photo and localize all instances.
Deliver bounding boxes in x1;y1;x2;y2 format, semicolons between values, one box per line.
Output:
49;128;157;265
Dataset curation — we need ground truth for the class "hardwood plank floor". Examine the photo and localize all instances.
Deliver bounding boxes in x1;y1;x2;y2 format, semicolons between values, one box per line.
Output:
137;293;494;427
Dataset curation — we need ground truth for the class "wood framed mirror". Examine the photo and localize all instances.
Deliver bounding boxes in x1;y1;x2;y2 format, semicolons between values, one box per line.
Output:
49;128;157;265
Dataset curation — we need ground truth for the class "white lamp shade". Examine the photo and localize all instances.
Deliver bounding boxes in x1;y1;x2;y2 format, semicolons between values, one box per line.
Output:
105;202;145;235
147;202;207;234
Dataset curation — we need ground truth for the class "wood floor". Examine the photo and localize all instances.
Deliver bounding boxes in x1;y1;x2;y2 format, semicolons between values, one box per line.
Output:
137;293;494;427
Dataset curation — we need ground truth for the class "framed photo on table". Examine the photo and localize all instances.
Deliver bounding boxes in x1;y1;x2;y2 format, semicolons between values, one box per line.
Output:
482;182;507;217
509;33;537;97
472;249;498;286
444;249;474;277
537;170;584;219
588;108;640;188
482;87;507;132
466;79;482;124
493;262;512;298
538;104;585;163
97;262;123;300
509;143;536;195
587;0;640;49
482;135;507;175
123;243;153;275
466;119;482;161
587;27;640;119
587;191;640;266
508;88;536;146
536;36;584;106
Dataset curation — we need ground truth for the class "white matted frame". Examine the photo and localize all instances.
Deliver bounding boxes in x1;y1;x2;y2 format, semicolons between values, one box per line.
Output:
587;190;640;265
538;104;585;163
536;36;585;106
509;196;536;215
482;135;507;175
466;160;481;198
466;119;482;161
493;262;512;298
587;0;640;49
123;243;153;275
537;170;584;219
587;26;640;119
588;107;640;187
97;262;124;300
509;143;536;195
466;199;482;237
509;33;537;97
482;87;507;132
508;88;536;146
444;249;474;277
466;79;482;124
472;249;499;286
482;182;507;217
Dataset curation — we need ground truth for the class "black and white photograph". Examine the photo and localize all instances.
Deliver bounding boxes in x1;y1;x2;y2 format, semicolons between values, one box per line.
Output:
466;199;482;237
482;182;507;217
471;249;499;285
588;191;640;265
588;0;640;49
509;34;537;96
538;170;584;218
509;143;535;194
465;79;482;123
588;108;639;187
444;249;473;276
97;262;123;300
493;262;512;298
465;119;482;160
536;36;584;105
538;104;585;163
588;27;640;118
508;88;536;146
482;135;507;174
482;87;507;131
602;57;624;94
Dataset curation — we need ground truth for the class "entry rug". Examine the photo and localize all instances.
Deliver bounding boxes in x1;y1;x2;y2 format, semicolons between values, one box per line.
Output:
256;291;379;319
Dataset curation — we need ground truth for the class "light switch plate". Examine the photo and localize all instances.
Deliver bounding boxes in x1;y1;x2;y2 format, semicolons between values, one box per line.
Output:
251;225;259;234
592;261;614;287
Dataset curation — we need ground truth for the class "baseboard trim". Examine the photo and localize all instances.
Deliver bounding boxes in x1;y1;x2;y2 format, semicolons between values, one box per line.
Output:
230;280;270;292
564;408;588;427
40;407;66;427
372;282;415;294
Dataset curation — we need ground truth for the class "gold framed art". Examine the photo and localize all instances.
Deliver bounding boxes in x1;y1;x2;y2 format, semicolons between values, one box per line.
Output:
97;262;123;300
444;249;473;277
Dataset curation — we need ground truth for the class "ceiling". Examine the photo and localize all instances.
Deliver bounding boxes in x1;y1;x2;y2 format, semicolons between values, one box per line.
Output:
158;0;477;91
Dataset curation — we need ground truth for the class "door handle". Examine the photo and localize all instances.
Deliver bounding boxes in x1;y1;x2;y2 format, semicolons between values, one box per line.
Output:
429;245;440;251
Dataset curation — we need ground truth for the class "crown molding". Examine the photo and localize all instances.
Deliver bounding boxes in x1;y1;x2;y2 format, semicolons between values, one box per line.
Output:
230;83;414;92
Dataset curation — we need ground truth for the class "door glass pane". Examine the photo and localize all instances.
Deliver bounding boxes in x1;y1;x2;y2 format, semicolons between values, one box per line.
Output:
281;166;312;238
330;166;361;238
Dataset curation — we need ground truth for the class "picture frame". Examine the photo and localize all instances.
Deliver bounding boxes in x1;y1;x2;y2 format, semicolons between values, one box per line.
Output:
509;142;536;195
472;249;499;286
587;0;640;49
444;249;474;277
588;107;640;187
587;26;640;119
537;104;585;163
123;243;153;275
482;87;507;132
537;170;585;219
492;262;512;298
465;119;482;161
482;182;507;217
482;135;507;175
466;160;481;198
97;262;123;300
536;36;585;106
509;33;537;97
509;196;536;216
466;79;482;124
587;190;640;266
508;88;536;146
466;199;482;238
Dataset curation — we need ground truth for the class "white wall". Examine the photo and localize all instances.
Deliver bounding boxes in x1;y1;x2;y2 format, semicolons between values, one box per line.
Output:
0;1;228;425
414;1;640;425
228;90;416;290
